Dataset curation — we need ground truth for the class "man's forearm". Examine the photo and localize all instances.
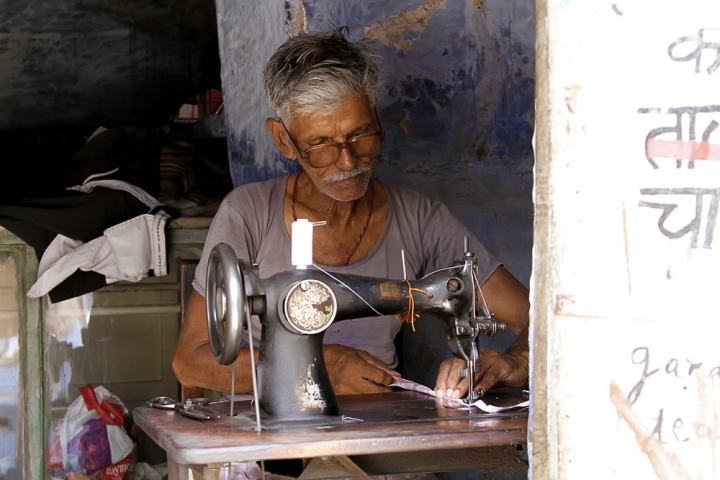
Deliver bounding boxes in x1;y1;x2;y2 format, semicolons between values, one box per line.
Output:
505;326;529;360
173;344;259;394
173;289;260;394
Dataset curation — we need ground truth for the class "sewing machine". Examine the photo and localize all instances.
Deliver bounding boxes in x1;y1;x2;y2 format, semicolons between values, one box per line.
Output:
205;239;506;423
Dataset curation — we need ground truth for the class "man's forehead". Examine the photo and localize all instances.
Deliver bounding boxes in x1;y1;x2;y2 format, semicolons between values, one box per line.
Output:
289;98;374;137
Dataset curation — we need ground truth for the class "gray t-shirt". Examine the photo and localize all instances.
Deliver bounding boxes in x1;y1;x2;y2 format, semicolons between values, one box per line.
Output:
194;175;500;368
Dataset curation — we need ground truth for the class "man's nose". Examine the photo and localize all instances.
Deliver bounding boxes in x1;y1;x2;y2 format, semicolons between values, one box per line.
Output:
334;143;359;170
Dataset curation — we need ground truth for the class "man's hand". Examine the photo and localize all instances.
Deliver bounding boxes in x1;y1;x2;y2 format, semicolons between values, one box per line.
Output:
432;266;530;400
323;344;400;395
434;348;528;400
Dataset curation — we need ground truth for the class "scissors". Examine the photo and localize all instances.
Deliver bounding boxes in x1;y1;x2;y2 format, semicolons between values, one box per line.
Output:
146;396;221;420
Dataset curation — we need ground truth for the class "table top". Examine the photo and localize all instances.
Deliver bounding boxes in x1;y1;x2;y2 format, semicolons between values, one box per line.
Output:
134;391;528;465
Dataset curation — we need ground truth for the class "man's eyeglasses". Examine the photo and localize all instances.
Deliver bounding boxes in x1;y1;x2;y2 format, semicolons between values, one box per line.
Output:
281;108;385;168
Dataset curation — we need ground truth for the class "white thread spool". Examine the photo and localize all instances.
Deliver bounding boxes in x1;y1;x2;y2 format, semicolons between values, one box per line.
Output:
292;219;314;269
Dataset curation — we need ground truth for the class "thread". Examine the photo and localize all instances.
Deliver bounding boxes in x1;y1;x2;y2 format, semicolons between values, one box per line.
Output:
291;219;314;269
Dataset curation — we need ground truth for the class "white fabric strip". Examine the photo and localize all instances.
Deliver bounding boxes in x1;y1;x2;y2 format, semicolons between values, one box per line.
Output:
67;178;161;209
389;377;529;413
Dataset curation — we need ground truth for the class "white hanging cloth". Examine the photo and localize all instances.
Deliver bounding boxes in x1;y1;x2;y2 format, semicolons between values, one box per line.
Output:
28;211;171;299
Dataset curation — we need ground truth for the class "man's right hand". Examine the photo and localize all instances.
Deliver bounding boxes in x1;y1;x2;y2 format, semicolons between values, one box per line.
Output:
323;344;400;395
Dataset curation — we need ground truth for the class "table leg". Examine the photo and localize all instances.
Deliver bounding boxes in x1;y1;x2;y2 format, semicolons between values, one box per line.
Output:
166;458;185;480
167;457;210;480
299;456;372;479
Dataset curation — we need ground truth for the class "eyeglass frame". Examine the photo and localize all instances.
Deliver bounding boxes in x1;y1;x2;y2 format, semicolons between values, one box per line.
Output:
280;107;386;168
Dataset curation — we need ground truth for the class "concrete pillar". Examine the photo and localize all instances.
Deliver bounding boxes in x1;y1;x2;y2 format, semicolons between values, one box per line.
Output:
533;1;720;477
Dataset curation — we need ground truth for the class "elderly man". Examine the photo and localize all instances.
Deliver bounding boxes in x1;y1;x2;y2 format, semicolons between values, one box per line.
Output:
173;27;529;401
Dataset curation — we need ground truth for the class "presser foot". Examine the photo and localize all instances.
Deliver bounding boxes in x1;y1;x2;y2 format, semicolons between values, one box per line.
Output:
456;366;481;404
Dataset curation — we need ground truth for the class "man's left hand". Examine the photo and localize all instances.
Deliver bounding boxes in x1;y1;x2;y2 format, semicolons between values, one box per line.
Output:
434;347;528;400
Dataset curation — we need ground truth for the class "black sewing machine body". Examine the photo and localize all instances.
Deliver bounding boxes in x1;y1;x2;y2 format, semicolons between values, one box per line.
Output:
206;244;505;422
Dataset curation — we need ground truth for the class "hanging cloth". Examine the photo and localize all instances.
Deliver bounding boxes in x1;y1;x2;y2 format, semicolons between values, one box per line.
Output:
27;210;172;299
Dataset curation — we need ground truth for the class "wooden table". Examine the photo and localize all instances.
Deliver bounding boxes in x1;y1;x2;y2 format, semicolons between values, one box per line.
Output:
133;391;528;479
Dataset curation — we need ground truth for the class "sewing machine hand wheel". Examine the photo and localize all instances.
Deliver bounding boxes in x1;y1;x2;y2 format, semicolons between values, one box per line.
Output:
206;243;249;365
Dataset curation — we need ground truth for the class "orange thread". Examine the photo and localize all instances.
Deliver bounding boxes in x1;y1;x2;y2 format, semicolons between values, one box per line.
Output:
394;279;433;332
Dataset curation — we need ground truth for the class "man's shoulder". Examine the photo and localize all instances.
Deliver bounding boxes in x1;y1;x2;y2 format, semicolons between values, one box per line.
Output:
221;175;287;209
381;181;443;214
383;181;433;200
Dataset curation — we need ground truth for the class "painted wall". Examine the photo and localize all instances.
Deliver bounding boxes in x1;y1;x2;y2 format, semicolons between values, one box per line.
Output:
533;1;719;478
216;0;535;388
0;0;219;130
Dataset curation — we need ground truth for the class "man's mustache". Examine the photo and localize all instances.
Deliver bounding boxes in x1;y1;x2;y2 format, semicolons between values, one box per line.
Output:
324;163;372;184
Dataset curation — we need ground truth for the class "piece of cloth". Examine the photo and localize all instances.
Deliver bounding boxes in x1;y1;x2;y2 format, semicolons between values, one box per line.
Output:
28;211;172;298
157;139;233;217
390;378;530;413
55;126;163;198
0;126;203;301
68;177;162;210
193;175;500;368
0;187;158;302
44;293;93;348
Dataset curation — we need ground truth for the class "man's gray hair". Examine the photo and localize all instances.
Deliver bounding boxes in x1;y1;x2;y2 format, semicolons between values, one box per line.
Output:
263;27;379;124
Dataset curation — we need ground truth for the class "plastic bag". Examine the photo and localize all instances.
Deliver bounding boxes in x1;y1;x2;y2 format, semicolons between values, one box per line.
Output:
50;385;134;479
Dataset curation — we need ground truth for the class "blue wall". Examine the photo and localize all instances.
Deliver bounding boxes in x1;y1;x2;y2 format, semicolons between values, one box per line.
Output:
217;0;535;388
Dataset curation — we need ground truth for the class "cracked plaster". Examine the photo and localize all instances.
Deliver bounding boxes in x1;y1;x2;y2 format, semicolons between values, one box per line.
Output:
364;0;447;54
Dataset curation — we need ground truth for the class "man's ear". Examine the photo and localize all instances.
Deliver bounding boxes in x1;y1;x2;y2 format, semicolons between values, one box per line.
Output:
266;118;295;159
